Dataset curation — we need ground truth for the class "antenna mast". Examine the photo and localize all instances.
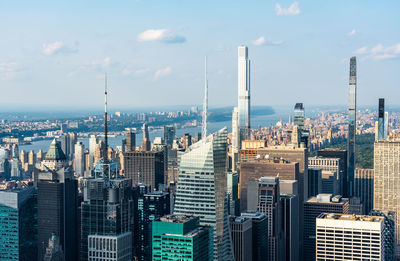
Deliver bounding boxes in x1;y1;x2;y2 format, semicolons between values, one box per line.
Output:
202;56;208;141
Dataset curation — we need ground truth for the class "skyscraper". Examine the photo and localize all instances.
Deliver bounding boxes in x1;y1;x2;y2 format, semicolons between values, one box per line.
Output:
231;106;239;172
74;142;85;177
378;98;387;140
238;45;250;141
293;103;305;131
0;187;37;261
308;156;343;195
141;123;151;151
152;215;213;261
374;134;400;256
354;168;374;214
126;131;136;152
230;216;253;261
174;128;234;261
163;125;175;148
316;213;394;261
240;211;268;261
347;56;357;197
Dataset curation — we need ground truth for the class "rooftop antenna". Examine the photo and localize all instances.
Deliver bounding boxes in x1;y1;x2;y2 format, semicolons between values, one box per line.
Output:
202;56;208;142
104;73;108;163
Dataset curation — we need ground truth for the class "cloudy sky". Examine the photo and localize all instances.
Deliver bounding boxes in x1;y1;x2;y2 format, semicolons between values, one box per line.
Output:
0;1;399;110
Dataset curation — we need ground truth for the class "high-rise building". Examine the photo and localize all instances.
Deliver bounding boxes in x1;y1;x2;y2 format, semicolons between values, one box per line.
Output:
308;156;343;195
126;131;136;152
36;139;78;261
308;168;322;198
227;172;240;216
293;103;305;131
163;125;175;148
74;142;85;177
316;213;395;261
378;98;386;140
0;187;37;261
255;176;283;261
124;150;165;190
182;133;192;149
152;215;213;261
141;123;151;151
135;189;171;261
238;45;250;141
281;194;299;261
317;148;348;194
230;216;253;261
374;134;400;256
232;106;240;172
354;168;374;214
89;135;98;156
43;233;64;261
80;164;133;261
239;158;299;211
174;128;234;261
240;211;268;261
304;194;349;261
347;56;357;197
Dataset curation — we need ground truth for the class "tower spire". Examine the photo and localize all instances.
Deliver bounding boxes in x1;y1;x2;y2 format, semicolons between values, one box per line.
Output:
104;73;108;162
202;56;208;141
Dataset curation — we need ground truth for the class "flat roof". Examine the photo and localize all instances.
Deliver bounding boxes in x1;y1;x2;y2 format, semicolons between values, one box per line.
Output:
318;213;383;223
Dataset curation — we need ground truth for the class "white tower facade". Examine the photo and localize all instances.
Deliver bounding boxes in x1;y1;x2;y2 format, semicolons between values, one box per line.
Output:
238;45;250;141
231;106;239;172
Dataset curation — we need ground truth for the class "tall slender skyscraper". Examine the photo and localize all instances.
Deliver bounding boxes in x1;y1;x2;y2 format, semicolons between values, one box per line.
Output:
378;98;386;140
238;45;250;141
141;123;151;151
347;56;357;197
293;103;305;131
203;56;208;141
174;128;234;261
231;106;239;172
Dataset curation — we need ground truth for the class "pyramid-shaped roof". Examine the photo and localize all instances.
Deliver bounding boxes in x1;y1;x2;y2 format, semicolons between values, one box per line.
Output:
44;139;66;161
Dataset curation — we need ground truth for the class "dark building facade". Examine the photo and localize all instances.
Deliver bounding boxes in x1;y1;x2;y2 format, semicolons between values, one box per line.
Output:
354;168;374;214
126;131;136;152
124;151;165;190
230;216;253;261
240;211;268;261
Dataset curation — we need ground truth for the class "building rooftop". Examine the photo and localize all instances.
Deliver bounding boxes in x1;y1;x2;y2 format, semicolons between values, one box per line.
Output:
318;213;383;223
159;214;196;223
307;194;348;204
240;211;266;220
44;139;66;161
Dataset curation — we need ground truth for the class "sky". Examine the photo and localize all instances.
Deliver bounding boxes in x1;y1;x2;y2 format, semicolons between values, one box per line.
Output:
0;0;399;110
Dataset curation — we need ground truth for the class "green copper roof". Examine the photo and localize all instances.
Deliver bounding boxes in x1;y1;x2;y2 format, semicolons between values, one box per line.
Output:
44;139;66;161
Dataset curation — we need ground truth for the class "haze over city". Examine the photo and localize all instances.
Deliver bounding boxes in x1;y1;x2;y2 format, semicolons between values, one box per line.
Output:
1;0;399;109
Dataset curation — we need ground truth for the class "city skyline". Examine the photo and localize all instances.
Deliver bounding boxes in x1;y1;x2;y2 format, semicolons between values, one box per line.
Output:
0;1;399;109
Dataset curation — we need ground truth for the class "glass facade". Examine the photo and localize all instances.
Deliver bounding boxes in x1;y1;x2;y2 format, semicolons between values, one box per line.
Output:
0;187;37;261
347;56;357;197
174;127;234;261
238;45;250;141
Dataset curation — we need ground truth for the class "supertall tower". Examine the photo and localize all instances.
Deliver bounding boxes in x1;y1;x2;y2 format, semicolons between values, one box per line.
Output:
347;56;356;197
378;98;386;140
238;45;250;141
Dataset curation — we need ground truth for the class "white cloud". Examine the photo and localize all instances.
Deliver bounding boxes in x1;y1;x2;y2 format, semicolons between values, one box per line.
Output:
252;36;284;46
42;41;78;56
276;2;301;16
154;66;172;80
122;68;150;76
348;29;357;37
0;62;22;80
353;43;400;60
137;29;186;44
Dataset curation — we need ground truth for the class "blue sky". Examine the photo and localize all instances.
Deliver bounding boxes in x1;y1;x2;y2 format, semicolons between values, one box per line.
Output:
0;0;399;110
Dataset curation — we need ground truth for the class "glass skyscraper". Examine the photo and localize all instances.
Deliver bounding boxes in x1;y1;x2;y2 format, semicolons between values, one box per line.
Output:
347;56;357;197
293;103;305;131
174;127;234;261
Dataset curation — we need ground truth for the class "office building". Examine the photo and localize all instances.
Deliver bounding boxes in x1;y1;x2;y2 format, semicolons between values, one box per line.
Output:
10;158;20;178
174;128;234;261
308;168;322;198
152;215;213;261
374;134;400;256
378;98;387;140
136;189;171;261
124;150;165;190
230;216;253;261
317;148;348;196
0;187;37;261
227;172;240;216
293;103;305;131
232;106;240;172
240;211;268;261
126;131;136;152
36;139;78;261
354;168;374;214
239;157;299;211
304;194;349;261
281;194;299;261
316;213;395;261
183;133;192;149
74;142;85;177
308;156;343;195
141;123;151;151
238;45;250;141
80;163;133;261
61;134;70;160
163;125;175;148
347;56;357;197
43;234;64;261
